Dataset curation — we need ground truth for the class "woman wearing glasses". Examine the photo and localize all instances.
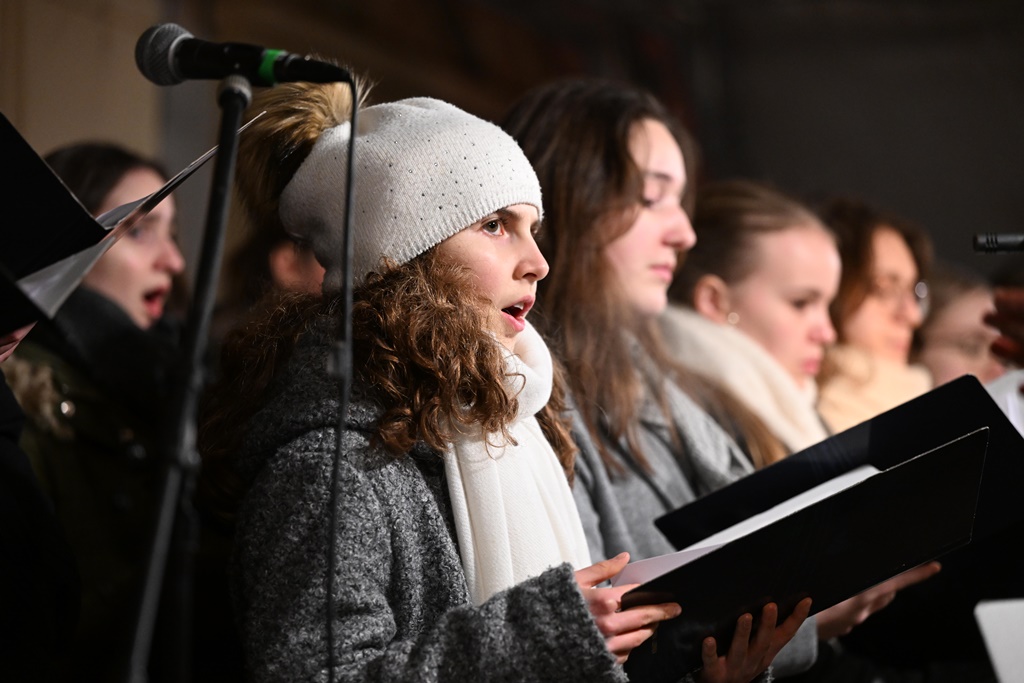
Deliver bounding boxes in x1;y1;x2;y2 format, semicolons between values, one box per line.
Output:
815;198;934;432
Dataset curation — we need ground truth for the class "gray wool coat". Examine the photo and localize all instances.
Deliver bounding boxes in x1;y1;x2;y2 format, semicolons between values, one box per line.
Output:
230;322;626;683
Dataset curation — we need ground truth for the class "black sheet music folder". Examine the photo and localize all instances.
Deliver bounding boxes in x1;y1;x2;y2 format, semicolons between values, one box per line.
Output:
1;112;106;333
655;375;1022;550
1;110;218;335
622;427;988;682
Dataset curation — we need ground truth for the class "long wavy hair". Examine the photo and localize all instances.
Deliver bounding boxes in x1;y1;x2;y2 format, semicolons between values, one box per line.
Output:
503;80;786;472
199;77;575;522
502;79;704;473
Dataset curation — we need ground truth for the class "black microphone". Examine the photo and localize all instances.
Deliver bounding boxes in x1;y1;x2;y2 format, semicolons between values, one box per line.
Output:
135;23;349;87
974;233;1024;253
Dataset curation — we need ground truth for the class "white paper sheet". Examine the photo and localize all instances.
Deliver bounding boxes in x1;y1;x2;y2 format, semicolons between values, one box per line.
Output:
611;464;879;586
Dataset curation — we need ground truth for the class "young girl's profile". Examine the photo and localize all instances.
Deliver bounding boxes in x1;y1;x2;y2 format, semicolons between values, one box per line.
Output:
199;79;686;682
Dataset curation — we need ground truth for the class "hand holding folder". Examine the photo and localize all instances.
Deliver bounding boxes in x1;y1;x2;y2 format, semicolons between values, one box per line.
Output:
814;561;940;640
649;374;1024;668
698;599;811;683
587;553;811;680
618;427;988;682
574;553;683;666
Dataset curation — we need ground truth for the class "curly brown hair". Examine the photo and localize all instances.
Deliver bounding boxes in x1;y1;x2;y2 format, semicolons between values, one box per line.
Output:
199;250;577;522
202;76;576;523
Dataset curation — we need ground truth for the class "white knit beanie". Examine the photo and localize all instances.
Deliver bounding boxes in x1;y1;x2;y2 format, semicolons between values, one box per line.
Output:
279;97;543;291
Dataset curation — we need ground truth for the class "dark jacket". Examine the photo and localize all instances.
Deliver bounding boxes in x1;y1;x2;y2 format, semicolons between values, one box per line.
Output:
3;288;239;682
0;369;79;681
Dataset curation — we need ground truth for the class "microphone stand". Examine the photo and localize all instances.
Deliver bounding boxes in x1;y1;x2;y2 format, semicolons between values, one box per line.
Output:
124;74;252;683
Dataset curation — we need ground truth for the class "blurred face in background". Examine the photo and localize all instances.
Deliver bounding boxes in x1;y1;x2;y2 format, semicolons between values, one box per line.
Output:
714;224;841;388
268;239;326;295
603;118;696;319
82;167;185;330
917;288;1006;385
841;227;925;364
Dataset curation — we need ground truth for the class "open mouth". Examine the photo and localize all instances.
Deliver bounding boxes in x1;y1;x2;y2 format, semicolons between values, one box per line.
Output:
502;302;527;318
500;297;533;334
501;296;533;320
142;287;169;319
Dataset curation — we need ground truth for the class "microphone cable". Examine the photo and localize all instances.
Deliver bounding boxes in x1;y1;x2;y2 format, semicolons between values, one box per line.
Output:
325;79;359;683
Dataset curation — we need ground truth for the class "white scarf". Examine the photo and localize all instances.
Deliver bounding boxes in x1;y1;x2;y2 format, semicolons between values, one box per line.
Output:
660;305;830;454
444;322;592;605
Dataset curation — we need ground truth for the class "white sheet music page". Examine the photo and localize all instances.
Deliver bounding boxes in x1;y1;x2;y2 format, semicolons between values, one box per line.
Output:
610;464;879;587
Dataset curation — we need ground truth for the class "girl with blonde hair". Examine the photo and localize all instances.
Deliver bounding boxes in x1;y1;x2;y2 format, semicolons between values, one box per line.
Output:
665;179;839;456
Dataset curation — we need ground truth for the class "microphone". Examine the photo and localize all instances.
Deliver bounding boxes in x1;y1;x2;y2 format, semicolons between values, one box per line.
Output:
974;233;1024;253
135;23;350;87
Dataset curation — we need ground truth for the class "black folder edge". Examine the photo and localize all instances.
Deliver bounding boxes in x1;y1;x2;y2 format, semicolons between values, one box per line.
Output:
0;111;241;336
655;375;1022;550
622;427;988;682
1;113;109;281
1;265;42;334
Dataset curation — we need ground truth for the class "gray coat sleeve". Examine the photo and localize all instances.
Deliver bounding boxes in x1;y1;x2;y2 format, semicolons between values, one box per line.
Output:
234;427;625;683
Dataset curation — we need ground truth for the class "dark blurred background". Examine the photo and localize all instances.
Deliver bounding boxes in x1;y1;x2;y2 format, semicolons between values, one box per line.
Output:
5;0;1024;284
